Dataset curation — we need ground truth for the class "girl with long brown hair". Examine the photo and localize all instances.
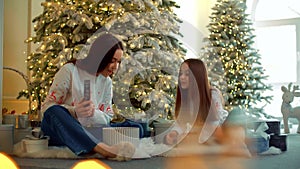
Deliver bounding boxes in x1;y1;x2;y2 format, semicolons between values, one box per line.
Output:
165;58;228;145
164;58;251;157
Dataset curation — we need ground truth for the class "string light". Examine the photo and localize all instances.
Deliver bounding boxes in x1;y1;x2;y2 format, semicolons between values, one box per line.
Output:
18;0;185;120
200;0;272;115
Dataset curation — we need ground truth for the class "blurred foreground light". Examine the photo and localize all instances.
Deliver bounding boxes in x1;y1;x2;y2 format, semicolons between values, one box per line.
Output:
72;159;111;169
0;152;19;169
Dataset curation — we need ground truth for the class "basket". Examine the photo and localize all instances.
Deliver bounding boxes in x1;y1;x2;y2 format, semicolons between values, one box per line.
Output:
22;139;48;153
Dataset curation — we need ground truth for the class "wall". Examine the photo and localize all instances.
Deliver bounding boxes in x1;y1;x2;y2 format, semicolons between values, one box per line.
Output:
174;0;216;57
0;0;3;122
2;0;30;115
2;0;43;115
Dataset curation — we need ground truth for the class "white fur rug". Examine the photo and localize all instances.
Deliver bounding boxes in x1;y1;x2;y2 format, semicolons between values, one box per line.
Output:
13;142;80;159
13;137;171;160
13;137;257;160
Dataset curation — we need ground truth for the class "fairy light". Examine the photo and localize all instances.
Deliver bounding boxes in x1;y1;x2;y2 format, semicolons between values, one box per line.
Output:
16;0;186;120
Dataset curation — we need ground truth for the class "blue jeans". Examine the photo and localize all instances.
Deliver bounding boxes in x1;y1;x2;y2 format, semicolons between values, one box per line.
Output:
41;105;100;156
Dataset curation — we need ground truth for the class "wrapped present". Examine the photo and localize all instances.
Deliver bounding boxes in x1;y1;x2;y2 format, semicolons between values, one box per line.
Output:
152;118;174;144
102;127;139;146
246;122;270;154
246;136;269;154
0;124;14;154
265;120;281;135
250;119;281;135
269;134;287;151
135;120;152;137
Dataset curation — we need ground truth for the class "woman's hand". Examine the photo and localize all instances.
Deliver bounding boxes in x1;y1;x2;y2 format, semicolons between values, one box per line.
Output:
164;130;179;145
74;99;95;118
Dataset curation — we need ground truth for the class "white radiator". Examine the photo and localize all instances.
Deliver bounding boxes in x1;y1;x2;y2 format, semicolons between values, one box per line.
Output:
102;127;140;146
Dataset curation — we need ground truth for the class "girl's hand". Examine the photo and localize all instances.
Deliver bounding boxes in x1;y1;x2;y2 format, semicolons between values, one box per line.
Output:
74;99;95;118
164;130;178;145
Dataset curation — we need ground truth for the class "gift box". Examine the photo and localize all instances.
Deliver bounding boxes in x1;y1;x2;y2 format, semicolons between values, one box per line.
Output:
84;126;105;142
153;120;174;144
139;121;153;137
0;124;14;154
269;134;287;151
246;135;269;154
102;127;139;146
246;122;270;154
251;119;281;135
265;120;281;135
132;120;152;137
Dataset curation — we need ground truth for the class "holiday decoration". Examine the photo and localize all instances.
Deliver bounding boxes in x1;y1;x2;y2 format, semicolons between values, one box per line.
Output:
269;134;287;151
3;67;37;119
281;82;300;133
19;0;186;119
200;0;272;117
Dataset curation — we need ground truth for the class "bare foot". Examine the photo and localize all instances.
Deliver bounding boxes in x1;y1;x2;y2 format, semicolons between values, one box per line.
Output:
93;142;135;161
110;142;136;161
93;143;118;158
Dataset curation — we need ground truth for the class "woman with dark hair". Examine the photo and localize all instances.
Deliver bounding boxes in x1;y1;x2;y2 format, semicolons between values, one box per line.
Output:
40;33;134;159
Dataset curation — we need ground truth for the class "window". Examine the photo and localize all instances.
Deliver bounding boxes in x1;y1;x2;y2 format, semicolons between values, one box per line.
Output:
255;0;300;21
248;0;300;118
255;25;297;83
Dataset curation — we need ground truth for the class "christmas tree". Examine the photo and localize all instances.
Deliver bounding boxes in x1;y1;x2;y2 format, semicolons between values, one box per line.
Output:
20;0;186;120
200;0;272;117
